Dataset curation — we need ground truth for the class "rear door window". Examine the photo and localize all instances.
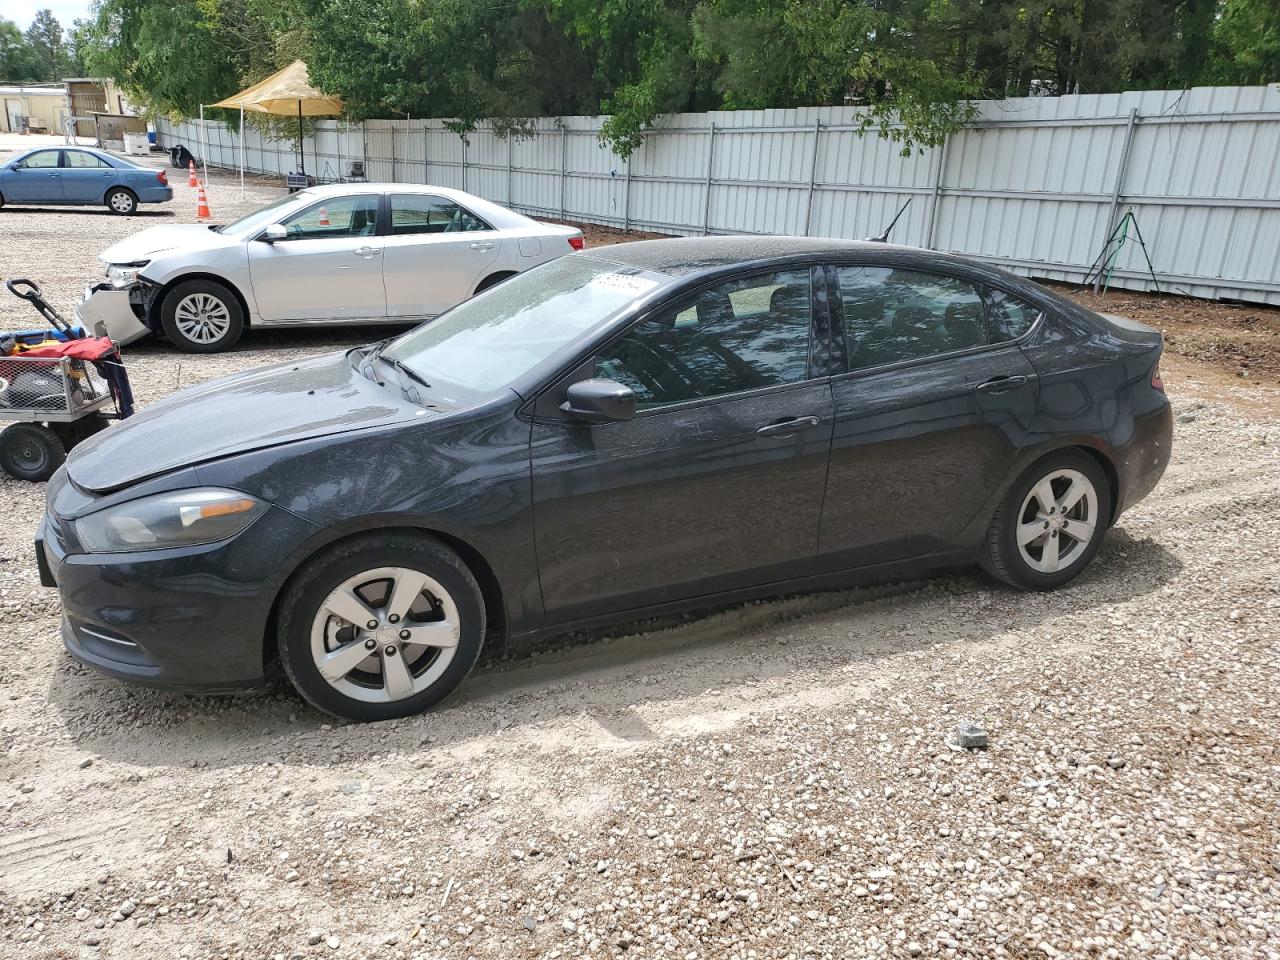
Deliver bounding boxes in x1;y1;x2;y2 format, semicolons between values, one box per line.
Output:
390;195;491;235
986;288;1044;343
835;266;989;371
65;151;110;168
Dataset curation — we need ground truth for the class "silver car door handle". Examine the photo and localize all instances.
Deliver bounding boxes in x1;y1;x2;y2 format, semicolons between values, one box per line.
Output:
353;246;381;258
975;374;1031;394
469;241;494;251
756;415;822;438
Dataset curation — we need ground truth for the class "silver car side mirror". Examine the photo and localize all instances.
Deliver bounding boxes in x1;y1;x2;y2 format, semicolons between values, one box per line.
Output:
263;223;288;242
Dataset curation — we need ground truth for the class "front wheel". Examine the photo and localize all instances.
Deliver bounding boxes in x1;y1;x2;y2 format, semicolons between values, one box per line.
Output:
277;534;486;722
981;450;1111;591
160;279;244;353
105;187;137;215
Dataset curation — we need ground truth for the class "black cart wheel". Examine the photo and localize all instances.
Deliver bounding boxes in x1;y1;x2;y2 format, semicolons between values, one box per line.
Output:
0;423;66;482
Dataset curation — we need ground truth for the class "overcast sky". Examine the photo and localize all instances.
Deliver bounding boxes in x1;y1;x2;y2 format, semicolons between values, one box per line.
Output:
7;0;94;33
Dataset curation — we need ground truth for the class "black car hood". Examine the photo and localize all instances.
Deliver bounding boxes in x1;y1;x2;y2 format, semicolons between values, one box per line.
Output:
67;351;422;493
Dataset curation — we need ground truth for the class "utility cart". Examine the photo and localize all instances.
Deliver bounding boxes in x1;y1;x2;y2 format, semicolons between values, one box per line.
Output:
0;280;135;482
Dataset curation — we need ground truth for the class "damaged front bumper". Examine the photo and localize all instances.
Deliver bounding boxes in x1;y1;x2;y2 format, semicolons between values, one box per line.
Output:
76;282;154;346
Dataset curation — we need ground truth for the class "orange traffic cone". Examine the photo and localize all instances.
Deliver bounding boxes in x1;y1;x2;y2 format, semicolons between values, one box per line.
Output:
196;182;211;220
187;159;197;187
317;207;330;227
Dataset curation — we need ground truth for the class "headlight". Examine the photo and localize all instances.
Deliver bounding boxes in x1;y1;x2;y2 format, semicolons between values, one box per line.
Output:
74;488;267;554
106;261;149;289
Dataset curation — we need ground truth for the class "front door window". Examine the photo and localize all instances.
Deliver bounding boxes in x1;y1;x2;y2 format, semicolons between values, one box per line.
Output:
595;270;813;409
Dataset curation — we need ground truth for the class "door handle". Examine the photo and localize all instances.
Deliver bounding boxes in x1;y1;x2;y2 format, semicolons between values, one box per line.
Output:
756;415;821;438
469;241;494;251
975;375;1030;394
353;246;381;258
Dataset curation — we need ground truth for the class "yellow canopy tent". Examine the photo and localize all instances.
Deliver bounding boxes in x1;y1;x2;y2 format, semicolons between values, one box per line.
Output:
207;60;344;191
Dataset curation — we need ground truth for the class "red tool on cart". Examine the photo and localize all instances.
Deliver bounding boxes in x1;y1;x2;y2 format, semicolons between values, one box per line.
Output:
1;279;135;482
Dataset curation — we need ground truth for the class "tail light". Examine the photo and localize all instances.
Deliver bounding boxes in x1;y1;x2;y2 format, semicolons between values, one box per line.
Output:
568;235;584;251
1151;361;1164;392
157;169;168;186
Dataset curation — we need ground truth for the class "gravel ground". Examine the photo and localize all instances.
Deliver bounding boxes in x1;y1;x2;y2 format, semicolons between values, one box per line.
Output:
2;139;1279;959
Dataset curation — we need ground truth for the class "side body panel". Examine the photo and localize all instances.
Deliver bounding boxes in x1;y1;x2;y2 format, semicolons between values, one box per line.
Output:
529;381;835;624
819;345;1040;568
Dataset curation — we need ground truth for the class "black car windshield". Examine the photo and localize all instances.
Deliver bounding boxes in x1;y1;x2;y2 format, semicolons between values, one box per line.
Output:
384;257;668;398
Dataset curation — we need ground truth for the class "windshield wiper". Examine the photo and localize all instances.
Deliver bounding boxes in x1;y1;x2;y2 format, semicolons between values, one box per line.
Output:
356;337;395;384
382;355;432;402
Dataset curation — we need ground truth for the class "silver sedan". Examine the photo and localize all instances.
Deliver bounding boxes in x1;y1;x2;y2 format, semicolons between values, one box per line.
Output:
82;183;585;352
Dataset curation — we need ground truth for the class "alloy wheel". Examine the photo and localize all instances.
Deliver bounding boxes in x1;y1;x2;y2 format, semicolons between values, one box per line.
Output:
309;566;462;704
173;293;232;344
1015;468;1099;574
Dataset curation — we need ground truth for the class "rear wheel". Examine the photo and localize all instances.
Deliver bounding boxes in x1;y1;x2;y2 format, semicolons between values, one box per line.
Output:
475;271;516;293
277;534;486;722
105;187;137;215
0;423;66;482
981;450;1111;590
161;279;244;353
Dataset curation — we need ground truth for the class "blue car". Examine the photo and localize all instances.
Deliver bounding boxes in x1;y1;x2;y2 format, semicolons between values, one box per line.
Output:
0;145;173;215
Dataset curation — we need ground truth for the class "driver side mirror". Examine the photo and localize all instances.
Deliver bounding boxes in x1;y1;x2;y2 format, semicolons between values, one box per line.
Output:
262;223;288;243
560;378;636;423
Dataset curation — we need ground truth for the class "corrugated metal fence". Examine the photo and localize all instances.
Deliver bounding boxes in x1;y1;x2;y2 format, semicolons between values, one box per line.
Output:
156;84;1280;304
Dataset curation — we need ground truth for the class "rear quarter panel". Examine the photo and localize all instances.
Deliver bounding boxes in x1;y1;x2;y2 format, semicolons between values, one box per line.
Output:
1015;309;1170;520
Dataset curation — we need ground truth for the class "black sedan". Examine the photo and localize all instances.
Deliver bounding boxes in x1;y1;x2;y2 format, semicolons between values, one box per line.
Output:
37;238;1172;721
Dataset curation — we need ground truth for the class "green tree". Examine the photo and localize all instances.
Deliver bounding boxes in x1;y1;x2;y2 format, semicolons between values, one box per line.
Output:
24;9;70;79
693;0;979;153
1208;0;1280;83
87;0;296;116
0;17;44;81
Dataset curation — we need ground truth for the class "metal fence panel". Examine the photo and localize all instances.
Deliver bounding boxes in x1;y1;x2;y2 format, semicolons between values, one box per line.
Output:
156;83;1280;304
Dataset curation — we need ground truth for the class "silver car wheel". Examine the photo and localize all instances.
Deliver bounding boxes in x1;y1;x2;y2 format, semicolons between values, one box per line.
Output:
1016;468;1099;574
108;190;134;213
309;566;462;704
173;293;232;344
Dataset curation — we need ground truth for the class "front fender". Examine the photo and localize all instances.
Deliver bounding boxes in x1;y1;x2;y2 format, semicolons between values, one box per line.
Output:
141;248;259;320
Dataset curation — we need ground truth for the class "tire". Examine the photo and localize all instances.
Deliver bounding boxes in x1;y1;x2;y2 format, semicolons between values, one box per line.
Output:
475;271;516;293
0;422;66;482
160;278;244;353
980;449;1111;591
277;533;486;722
105;187;137;215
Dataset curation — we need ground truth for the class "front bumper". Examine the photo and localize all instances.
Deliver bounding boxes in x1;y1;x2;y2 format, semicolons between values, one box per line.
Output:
37;502;318;693
77;284;151;346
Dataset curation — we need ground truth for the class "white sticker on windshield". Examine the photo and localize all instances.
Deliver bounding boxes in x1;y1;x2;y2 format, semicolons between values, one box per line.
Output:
592;273;659;294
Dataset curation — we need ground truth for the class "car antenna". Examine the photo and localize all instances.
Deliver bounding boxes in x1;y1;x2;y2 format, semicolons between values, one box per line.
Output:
866;198;911;243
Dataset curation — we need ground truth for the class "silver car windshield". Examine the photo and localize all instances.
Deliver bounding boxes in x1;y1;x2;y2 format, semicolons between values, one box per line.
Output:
385;257;668;397
217;192;311;237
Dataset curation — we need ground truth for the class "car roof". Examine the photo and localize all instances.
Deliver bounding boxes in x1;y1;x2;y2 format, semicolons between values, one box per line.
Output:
11;145;121;162
582;236;934;277
301;182;536;229
583;235;1037;285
